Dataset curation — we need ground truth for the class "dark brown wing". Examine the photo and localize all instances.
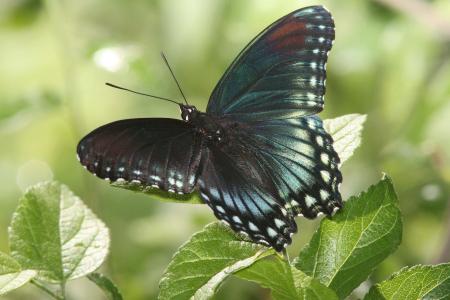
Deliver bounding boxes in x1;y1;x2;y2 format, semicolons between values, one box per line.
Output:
77;118;204;194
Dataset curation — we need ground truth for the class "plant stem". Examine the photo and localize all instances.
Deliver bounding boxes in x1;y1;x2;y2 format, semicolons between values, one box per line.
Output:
282;248;290;263
60;281;67;300
31;279;64;300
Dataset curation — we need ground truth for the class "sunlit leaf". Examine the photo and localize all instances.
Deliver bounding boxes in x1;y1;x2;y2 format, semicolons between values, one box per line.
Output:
236;255;338;300
364;264;450;300
9;181;110;283
158;222;272;300
0;251;36;295
88;273;123;300
295;175;402;299
323;114;367;164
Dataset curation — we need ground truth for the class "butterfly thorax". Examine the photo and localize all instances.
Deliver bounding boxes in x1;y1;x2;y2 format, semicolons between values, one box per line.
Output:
181;104;226;143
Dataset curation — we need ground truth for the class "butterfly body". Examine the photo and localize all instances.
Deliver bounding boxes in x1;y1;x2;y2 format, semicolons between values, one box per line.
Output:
77;6;342;251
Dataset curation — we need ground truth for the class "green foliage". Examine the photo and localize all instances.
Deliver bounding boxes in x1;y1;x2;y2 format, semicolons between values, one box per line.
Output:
0;182;121;299
88;273;124;300
9;182;109;282
323;114;367;164
159;222;272;300
365;264;450;300
0;252;36;295
158;176;449;300
295;175;402;298
237;256;338;300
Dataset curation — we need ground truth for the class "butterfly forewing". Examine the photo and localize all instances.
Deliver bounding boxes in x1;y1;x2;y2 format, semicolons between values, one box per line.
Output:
207;6;334;120
77;118;204;194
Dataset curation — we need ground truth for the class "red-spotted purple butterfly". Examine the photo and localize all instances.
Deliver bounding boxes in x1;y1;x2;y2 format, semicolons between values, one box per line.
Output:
77;5;342;251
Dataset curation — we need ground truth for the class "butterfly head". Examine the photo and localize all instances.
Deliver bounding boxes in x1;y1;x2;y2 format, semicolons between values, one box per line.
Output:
180;104;198;122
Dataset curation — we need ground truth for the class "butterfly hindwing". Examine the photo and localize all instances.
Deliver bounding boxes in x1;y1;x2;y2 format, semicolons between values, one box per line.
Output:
207;6;334;120
77;118;204;194
198;141;297;251
249;116;342;218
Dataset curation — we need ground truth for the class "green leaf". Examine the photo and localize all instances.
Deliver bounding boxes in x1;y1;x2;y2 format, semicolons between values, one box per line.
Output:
364;264;450;300
9;181;110;283
158;222;272;300
111;181;203;204
87;273;123;300
295;175;402;299
236;255;338;300
323;114;367;164
0;251;36;295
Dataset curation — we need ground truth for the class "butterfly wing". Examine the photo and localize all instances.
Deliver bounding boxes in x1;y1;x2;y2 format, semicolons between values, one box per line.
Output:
207;6;334;120
249;116;342;218
77;118;204;194
198;138;297;251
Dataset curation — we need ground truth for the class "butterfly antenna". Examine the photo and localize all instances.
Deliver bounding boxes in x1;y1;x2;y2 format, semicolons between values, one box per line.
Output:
160;52;189;105
105;82;181;105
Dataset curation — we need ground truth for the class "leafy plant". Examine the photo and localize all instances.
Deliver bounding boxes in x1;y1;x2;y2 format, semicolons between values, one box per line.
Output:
0;182;122;300
1;114;449;299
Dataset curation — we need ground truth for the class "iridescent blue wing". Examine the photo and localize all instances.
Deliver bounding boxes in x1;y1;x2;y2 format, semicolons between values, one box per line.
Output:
207;6;334;120
198;139;297;251
77;118;204;194
249;116;342;218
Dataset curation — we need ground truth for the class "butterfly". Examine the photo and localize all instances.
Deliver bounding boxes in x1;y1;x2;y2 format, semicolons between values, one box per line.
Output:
77;5;342;252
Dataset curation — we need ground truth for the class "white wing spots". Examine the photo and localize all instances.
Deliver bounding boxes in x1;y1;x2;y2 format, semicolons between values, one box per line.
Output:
150;175;160;181
116;178;125;183
310;62;317;70
310;77;317;87
200;192;210;202
133;170;142;175
106;167;111;172
210;188;220;199
104;178;110;182
168;188;175;193
267;227;278;238
317;212;324;217
291;200;299;207
307;92;316;101
318;37;325;43
232;216;242;224
216;205;225;214
320;189;330;200
248;222;259;232
221;220;230;226
321;170;331;183
321;153;330;165
131;179;141;184
319;24;326;30
305;195;316;207
281;208;288;216
151;184;159;188
332;206;340;215
118;167;125;172
316;135;324;147
313;48;320;54
274;218;285;229
257;239;270;246
175;180;183;188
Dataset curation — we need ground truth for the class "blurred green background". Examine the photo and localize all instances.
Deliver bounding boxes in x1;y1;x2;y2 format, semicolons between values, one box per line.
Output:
1;0;449;299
